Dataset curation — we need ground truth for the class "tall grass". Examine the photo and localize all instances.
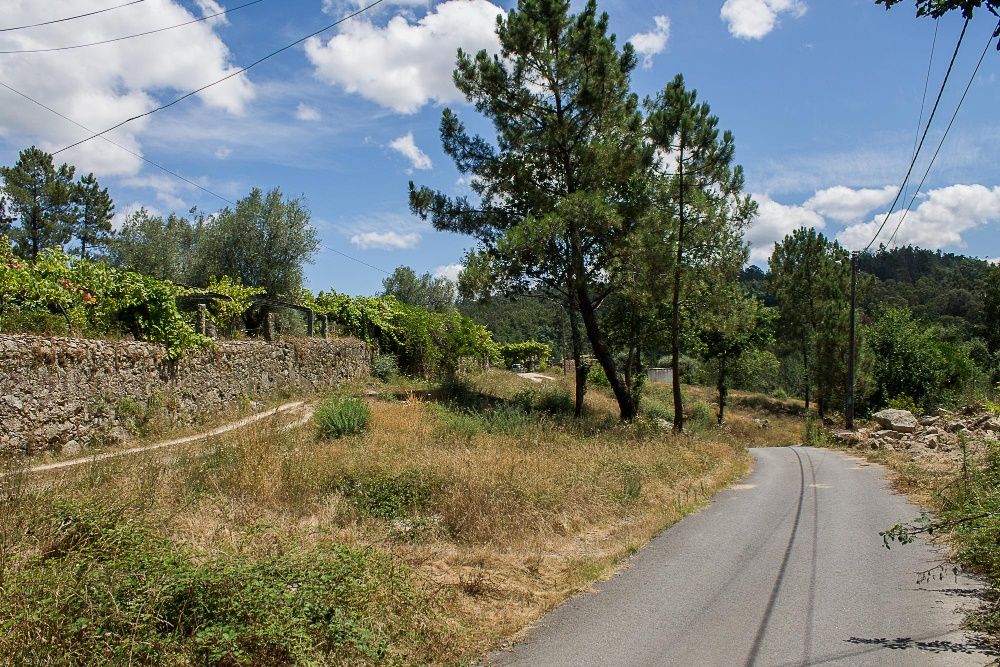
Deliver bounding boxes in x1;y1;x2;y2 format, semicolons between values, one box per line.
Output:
0;368;791;664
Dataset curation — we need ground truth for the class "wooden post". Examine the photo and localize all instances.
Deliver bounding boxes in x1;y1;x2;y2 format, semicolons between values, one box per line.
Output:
320;315;329;340
306;309;315;337
196;303;207;336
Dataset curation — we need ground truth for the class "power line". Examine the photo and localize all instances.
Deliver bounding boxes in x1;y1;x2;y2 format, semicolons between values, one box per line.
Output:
0;0;267;55
53;0;387;156
862;17;971;253
0;79;235;205
894;17;939;248
0;1;147;33
321;243;391;275
885;19;1000;248
0;84;393;277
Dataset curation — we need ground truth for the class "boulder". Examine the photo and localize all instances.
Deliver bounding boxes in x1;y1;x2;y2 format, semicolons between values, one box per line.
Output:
872;409;919;434
918;415;940;427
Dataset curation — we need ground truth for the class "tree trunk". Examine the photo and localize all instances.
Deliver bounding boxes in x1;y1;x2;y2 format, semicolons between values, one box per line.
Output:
801;337;811;411
717;353;728;425
671;146;686;433
568;301;586;417
576;284;636;421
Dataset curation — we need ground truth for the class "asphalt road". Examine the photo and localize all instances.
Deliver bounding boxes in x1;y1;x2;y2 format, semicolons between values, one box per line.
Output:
493;446;997;667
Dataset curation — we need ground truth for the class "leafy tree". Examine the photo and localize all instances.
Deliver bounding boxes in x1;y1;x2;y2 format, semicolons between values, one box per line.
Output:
696;285;773;424
877;0;1000;49
191;188;318;299
108;208;200;283
645;74;755;430
866;306;982;410
382;266;456;313
0;146;76;259
768;227;851;416
71;173;114;259
984;263;1000;353
410;0;651;420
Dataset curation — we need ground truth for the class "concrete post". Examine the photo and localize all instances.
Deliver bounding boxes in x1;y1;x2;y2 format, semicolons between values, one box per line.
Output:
320;315;329;340
306;309;314;337
196;303;207;336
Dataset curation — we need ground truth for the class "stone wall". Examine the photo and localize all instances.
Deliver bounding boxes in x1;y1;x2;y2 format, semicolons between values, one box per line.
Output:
0;334;373;454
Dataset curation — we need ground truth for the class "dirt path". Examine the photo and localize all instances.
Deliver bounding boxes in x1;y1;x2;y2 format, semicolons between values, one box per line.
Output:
7;400;309;477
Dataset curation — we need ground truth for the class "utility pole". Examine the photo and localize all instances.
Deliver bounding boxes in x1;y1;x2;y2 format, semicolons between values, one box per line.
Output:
846;251;858;430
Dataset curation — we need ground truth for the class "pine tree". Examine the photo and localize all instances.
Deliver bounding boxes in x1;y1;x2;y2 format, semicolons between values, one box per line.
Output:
0;146;76;259
410;0;651;420
645;74;754;431
768;227;851;415
72;173;114;259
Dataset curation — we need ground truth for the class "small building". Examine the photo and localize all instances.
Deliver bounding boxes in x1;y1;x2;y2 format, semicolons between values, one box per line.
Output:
647;367;673;384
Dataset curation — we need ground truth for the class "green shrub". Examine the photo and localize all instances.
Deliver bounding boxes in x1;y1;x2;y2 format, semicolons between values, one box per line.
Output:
0;500;443;666
510;387;573;415
640;397;673;422
686;400;713;429
315;396;371;439
336;470;438;520
588;364;611;387
887;394;920;415
371;353;400;381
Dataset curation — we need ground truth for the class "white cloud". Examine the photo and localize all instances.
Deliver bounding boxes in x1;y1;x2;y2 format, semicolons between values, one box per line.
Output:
987;257;1000;265
350;230;421;250
295;103;322;122
195;0;228;24
803;185;896;223
0;1;253;177
629;15;670;69
389;132;432;170
305;0;502;114
214;146;233;160
433;263;463;282
837;184;1000;251
747;194;826;263
721;0;806;40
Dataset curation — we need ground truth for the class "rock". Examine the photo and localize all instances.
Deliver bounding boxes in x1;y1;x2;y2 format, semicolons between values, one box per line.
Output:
873;409;919;434
982;418;1000;433
918;415;939;427
948;422;967;434
875;429;903;441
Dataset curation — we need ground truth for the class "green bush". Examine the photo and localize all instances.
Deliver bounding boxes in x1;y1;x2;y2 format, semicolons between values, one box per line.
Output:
371;353;400;381
588;364;611;387
0;500;443;666
887;394;920;415
315;396;371;439
336;470;438;520
866;307;985;412
686;400;713;429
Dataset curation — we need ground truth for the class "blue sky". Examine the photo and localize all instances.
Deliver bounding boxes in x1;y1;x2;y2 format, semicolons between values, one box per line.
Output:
1;0;998;295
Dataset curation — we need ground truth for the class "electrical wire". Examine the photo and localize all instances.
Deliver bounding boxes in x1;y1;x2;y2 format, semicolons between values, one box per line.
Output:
894;18;939;248
885;19;1000;248
862;17;971;253
0;1;147;33
0;79;235;205
0;82;393;276
53;0;387;156
0;0;267;55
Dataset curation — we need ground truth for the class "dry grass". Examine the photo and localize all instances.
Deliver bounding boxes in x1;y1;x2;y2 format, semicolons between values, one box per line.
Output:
0;369;801;665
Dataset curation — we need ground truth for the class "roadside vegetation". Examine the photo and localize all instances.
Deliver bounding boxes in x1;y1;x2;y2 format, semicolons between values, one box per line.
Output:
0;368;805;665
